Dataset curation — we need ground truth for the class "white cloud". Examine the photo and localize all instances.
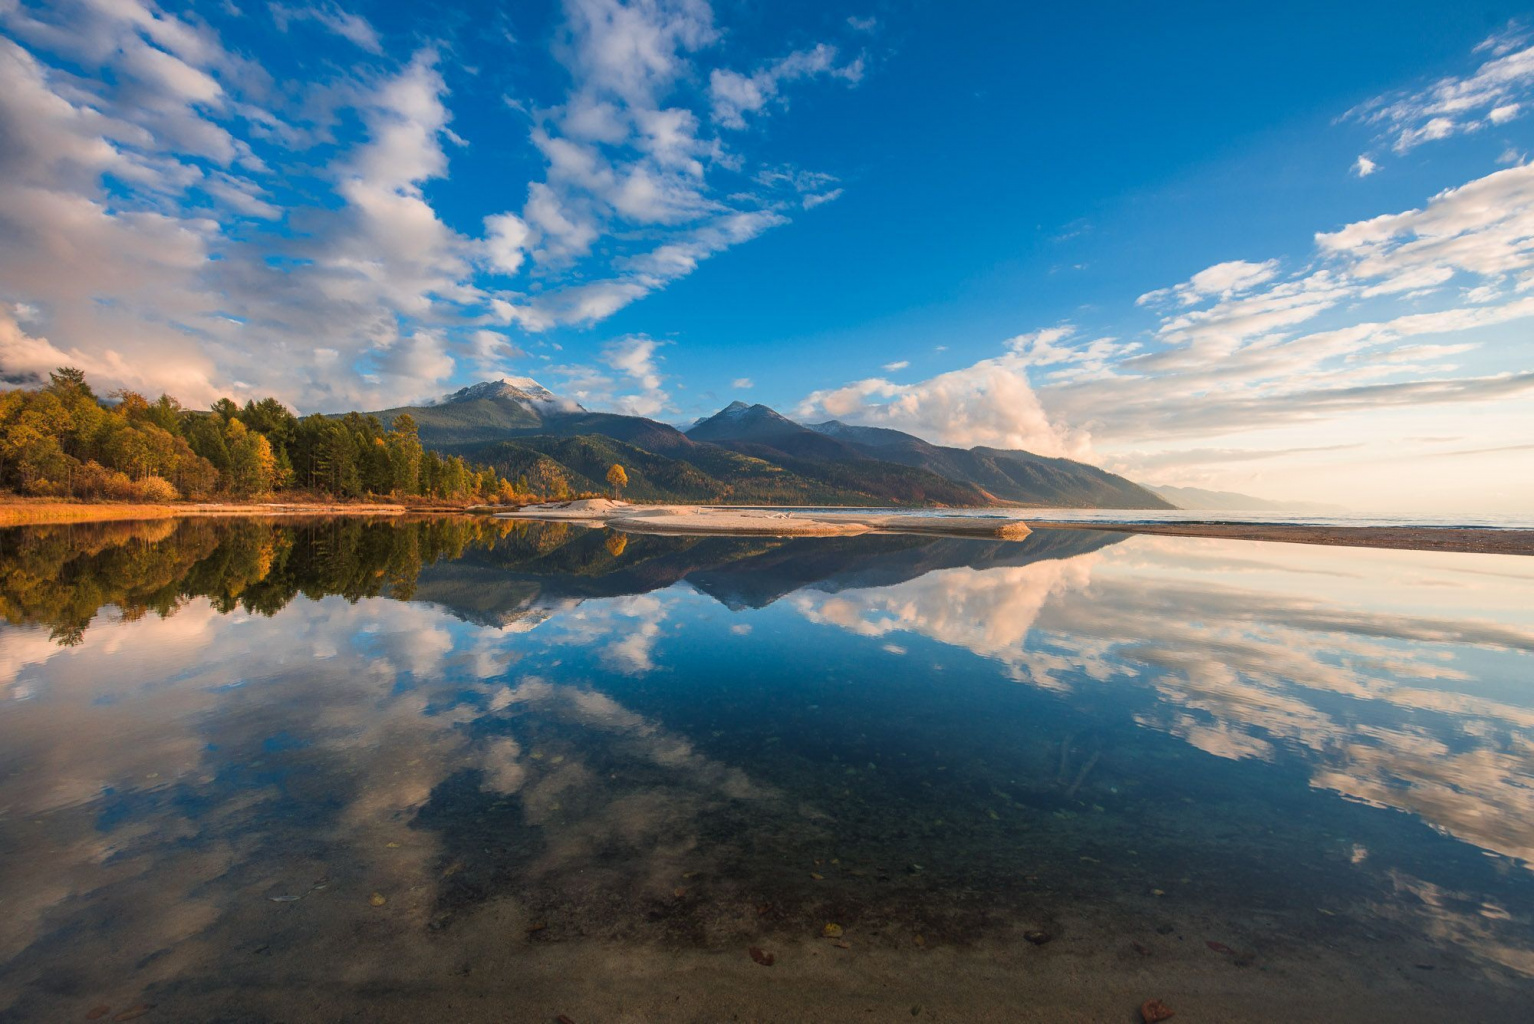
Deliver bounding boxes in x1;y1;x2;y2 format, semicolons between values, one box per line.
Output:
796;351;1084;457
483;212;532;275
1137;259;1279;307
494;208;787;330
799;158;1534;499
0;3;481;409
547;334;671;417
1316;161;1534;290
755;166;843;209
373;330;454;382
755;166;838;192
485;1;856;332
270;3;383;54
1349;26;1534;152
787;33;1534;505
709;43;862;129
1353;154;1378;177
605;335;663;389
1005;326;1077;362
1489;101;1521;124
731;377;753;389
467;329;526;376
802;187;843;209
881;360;908;371
0;0;862;409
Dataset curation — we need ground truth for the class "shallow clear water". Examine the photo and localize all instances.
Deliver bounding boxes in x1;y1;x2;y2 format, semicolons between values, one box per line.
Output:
0;517;1531;1022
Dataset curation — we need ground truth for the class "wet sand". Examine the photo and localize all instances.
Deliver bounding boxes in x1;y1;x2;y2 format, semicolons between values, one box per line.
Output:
23;901;1522;1024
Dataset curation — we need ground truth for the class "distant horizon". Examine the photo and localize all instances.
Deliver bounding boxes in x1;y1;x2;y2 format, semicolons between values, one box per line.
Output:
2;1;1531;513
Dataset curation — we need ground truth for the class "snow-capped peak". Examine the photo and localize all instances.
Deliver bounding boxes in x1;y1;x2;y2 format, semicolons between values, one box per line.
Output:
442;377;585;413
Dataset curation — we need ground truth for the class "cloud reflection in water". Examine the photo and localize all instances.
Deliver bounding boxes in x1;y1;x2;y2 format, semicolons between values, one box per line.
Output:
0;519;1532;1014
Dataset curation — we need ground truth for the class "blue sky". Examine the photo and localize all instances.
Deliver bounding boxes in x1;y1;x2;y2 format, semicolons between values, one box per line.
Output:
1;0;1532;510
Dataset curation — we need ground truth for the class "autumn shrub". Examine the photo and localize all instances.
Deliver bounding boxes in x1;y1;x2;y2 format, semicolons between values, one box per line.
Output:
69;461;136;500
131;475;180;502
68;460;111;498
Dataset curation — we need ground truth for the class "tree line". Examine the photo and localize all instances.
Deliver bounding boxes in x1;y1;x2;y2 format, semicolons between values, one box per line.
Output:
0;368;532;504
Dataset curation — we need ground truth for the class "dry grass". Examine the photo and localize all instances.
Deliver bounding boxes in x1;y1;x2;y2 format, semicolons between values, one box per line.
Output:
0;496;482;527
0;498;186;526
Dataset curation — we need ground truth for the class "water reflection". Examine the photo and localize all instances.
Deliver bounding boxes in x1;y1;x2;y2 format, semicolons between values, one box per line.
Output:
790;540;1534;862
0;519;1530;1020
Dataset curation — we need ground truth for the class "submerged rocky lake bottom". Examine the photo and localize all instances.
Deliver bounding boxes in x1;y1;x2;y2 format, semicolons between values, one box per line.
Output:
0;516;1530;1022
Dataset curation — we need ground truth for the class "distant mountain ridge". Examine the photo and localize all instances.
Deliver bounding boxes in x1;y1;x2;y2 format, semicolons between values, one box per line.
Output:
361;380;1173;509
805;419;1171;509
683;402;992;505
1150;485;1346;513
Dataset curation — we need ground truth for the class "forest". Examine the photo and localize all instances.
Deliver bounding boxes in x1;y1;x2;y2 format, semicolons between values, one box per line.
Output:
0;368;534;504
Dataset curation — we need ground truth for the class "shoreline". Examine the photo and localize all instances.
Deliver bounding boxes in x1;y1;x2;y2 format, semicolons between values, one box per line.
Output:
3;498;1530;555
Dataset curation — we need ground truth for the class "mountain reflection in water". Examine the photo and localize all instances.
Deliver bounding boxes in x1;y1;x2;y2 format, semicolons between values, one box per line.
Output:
0;517;1530;1022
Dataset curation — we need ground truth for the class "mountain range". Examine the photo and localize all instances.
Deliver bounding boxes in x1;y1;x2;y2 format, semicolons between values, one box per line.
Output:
365;378;1174;508
1149;485;1347;513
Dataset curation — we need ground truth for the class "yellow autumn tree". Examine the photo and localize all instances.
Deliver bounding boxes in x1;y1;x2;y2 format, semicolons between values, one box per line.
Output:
605;462;628;499
224;418;276;498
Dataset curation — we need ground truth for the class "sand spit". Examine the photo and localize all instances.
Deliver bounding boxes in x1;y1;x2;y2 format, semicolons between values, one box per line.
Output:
497;501;1534;554
496;500;1034;540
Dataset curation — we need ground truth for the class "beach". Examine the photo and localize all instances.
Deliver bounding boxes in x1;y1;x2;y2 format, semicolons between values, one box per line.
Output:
497;499;1036;539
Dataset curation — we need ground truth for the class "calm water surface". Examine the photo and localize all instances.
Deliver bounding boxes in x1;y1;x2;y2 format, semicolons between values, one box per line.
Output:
0;517;1530;1022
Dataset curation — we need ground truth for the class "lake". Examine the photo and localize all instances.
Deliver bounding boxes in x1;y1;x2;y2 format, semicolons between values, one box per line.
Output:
0;517;1530;1022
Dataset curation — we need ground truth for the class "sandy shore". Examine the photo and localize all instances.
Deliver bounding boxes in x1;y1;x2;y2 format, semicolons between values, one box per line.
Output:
497;499;1034;539
497;501;1534;554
